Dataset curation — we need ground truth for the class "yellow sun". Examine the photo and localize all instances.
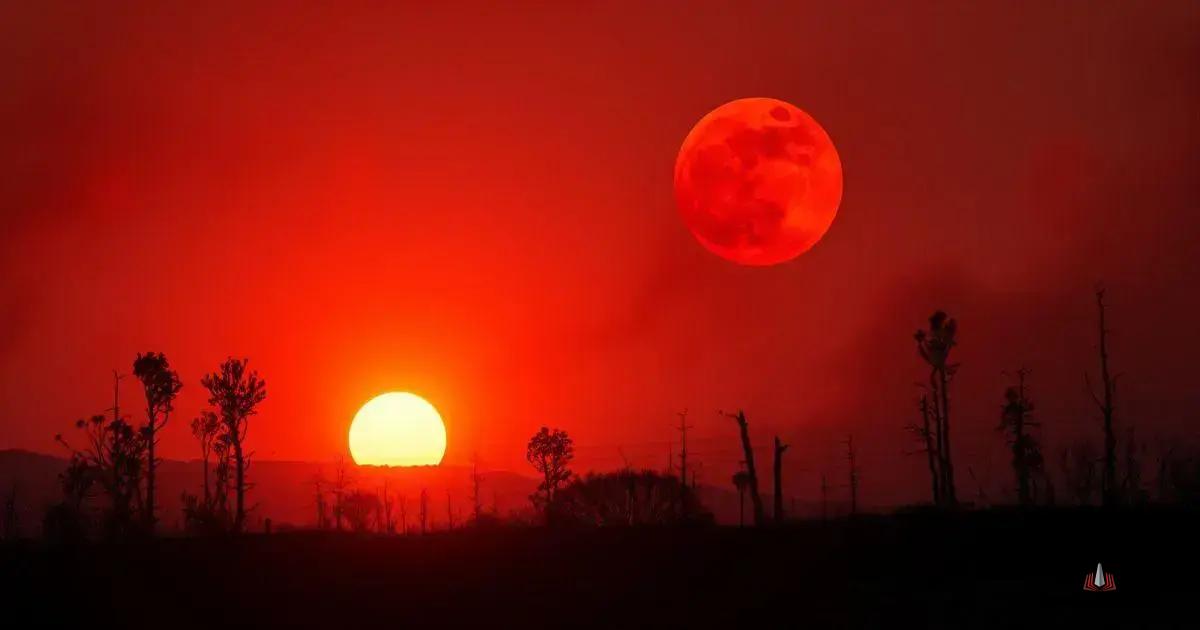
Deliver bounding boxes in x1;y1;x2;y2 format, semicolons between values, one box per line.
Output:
349;392;447;466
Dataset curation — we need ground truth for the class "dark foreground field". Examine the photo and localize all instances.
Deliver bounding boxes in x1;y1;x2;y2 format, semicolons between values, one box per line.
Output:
2;508;1195;629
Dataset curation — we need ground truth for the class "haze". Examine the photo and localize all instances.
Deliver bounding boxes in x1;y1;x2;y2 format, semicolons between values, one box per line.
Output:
1;2;1197;508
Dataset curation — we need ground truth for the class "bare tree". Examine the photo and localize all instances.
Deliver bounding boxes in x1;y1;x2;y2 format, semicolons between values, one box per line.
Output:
182;409;230;533
999;368;1042;506
731;469;750;528
310;471;329;530
418;488;429;535
469;453;483;523
132;352;183;531
845;435;860;515
191;411;221;508
721;410;765;526
201;358;267;533
525;427;574;520
331;455;353;532
915;311;959;507
380;481;395;534
341;490;380;533
906;393;940;505
773;436;788;523
1085;286;1119;506
211;434;233;519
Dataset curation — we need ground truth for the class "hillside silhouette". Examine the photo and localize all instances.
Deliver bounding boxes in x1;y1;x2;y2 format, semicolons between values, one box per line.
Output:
0;449;815;535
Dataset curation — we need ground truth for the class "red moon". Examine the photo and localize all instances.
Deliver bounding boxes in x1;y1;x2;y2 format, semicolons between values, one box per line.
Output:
674;98;843;266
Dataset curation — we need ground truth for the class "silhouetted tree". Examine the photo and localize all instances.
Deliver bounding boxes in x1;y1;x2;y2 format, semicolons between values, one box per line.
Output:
380;481;395;534
556;470;711;527
211;433;233;518
398;494;408;535
773;436;788;523
915;311;959;507
722;410;765;526
132;352;182;531
56;414;146;537
44;457;94;541
469;453;484;524
526;427;574;521
418;488;429;534
1085;286;1119;506
907;393;940;505
731;469;750;528
331;455;353;531
191;410;221;507
845;435;859;515
341;490;380;533
183;410;232;534
201;357;267;533
999;368;1042;506
309;470;329;530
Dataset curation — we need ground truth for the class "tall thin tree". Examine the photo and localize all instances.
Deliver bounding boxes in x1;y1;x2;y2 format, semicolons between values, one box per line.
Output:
916;311;959;507
418;488;429;535
911;393;940;505
1086;286;1119;506
469;454;483;523
132;352;182;531
200;357;266;533
722;410;765;526
331;455;352;531
191;410;221;508
845;435;859;515
773;436;788;523
525;427;574;520
999;368;1041;506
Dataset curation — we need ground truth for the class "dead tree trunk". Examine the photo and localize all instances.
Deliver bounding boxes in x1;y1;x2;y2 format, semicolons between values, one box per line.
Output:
232;439;246;533
418;488;429;534
773;436;788;524
846;435;859;515
725;410;765;526
918;395;940;505
937;369;957;507
1088;287;1119;507
820;474;828;520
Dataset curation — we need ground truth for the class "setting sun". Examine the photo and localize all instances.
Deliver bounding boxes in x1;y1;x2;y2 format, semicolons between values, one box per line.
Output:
349;392;447;467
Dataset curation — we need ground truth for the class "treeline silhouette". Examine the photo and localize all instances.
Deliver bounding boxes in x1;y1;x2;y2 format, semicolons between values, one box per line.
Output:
19;285;1200;543
44;356;266;540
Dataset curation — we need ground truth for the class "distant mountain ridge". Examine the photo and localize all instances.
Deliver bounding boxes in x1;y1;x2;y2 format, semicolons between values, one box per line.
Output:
0;449;540;536
0;449;838;535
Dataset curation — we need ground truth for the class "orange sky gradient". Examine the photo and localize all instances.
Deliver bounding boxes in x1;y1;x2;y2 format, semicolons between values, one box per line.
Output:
2;2;1198;507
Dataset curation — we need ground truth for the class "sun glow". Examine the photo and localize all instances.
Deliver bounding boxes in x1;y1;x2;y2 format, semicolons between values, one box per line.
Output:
349;392;447;466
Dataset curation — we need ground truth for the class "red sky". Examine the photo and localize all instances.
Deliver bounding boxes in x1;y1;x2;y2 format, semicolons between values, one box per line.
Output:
2;2;1198;507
